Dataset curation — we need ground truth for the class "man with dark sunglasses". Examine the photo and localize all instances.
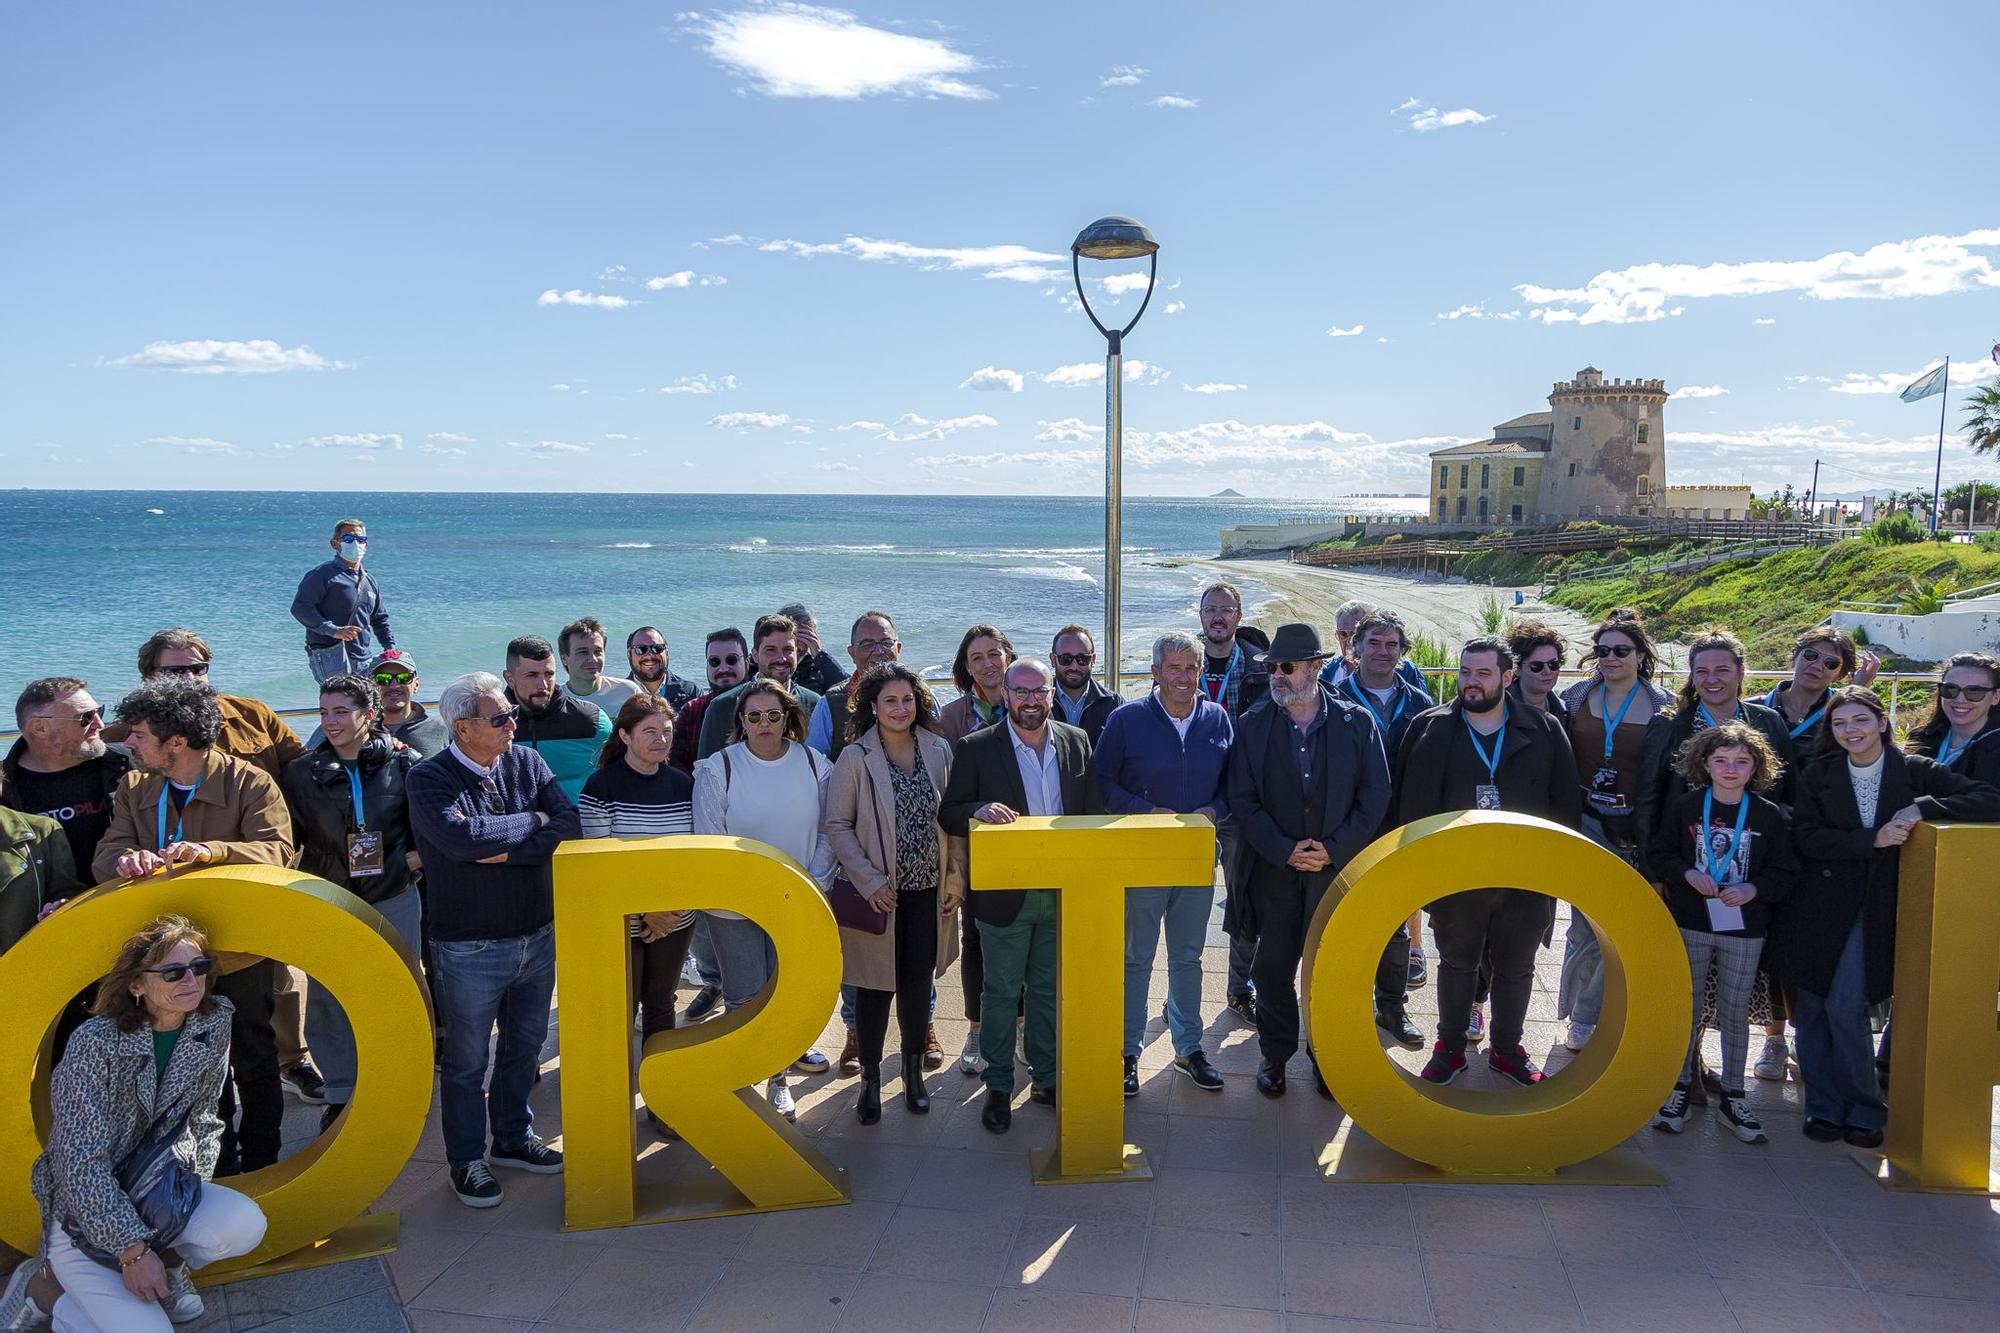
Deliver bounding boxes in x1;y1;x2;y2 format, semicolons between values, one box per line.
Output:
1049;624;1118;743
4;677;131;873
291;518;396;683
626;626;702;710
366;649;448;757
668;627;751;776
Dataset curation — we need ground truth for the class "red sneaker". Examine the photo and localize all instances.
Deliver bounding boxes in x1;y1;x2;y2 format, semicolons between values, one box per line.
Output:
1487;1044;1546;1085
1419;1041;1466;1085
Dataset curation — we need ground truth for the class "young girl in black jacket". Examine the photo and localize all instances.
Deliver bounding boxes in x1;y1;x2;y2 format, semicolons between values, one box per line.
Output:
1647;721;1797;1143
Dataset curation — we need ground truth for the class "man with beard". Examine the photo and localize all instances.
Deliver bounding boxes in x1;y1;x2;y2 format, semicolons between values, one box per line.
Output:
365;650;449;757
626;626;702;710
4;677;131;873
668;628;749;776
1394;637;1580;1087
696;614;823;761
1049;624;1118;743
1196;582;1268;1025
939;659;1105;1134
504;635;612;801
808;611;902;763
1226;624;1390;1098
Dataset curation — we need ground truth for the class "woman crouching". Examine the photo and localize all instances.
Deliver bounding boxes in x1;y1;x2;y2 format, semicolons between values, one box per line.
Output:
3;915;268;1329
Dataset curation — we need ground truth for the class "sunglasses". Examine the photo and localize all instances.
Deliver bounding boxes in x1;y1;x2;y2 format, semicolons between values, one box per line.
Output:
629;643;666;657
373;671;414;686
1595;643;1635;659
1271;661;1315;676
742;708;787;725
1053;652;1094;666
477;706;521;729
158;662;210;677
1523;658;1561;674
1939;683;1995;702
146;957;215;983
1796;646;1840;667
43;706;104;725
707;653;743;668
338;533;369;545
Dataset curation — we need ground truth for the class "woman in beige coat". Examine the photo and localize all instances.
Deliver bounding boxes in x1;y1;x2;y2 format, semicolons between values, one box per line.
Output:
825;663;961;1124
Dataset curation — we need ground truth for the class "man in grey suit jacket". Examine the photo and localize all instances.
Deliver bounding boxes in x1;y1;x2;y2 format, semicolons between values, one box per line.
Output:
939;658;1105;1135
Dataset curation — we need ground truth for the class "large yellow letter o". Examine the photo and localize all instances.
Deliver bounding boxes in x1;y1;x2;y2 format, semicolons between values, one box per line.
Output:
0;865;434;1273
1306;812;1689;1176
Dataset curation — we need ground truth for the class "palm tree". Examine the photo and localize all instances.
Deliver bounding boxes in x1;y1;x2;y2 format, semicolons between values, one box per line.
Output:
1966;383;2000;456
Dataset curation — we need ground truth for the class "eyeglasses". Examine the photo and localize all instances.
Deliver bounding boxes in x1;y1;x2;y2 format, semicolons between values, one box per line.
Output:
630;643;667;657
742;708;787;724
158;662;210;677
476;706;520;729
853;637;898;653
707;653;743;668
1271;661;1312;676
1005;686;1051;699
373;671;415;686
1523;658;1561;674
338;534;369;545
1200;603;1241;615
1053;652;1094;666
1595;643;1636;659
1939;683;1995;701
145;957;215;983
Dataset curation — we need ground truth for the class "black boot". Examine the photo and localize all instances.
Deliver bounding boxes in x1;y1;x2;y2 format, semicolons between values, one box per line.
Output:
857;1065;882;1125
903;1057;931;1114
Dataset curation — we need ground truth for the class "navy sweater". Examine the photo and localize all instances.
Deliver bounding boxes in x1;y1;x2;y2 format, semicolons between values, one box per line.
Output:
407;745;580;941
1094;694;1233;818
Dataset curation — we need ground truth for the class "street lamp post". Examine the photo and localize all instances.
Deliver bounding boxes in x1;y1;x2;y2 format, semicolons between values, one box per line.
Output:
1070;215;1160;695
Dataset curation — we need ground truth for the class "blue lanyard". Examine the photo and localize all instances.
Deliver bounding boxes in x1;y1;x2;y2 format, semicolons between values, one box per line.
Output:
1348;679;1406;733
1701;788;1752;885
1695;701;1739;731
1463;717;1507;782
1203;644;1241;704
1598;681;1641;759
156;772;204;848
344;762;367;832
1937;732;1969;767
1765;685;1824;740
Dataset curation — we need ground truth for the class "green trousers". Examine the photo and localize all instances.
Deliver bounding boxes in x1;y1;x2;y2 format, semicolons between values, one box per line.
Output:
976;889;1058;1095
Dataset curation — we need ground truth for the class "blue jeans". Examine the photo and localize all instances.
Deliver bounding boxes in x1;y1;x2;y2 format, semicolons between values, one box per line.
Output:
307;887;423;1104
431;923;555;1167
306;641;366;684
1125;885;1214;1059
704;913;775;1009
1793;919;1887;1129
1558;813;1635;1026
690;914;723;989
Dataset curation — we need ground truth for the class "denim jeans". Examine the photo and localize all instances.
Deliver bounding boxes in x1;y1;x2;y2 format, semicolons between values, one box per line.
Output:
704;913;776;1009
1125;885;1214;1059
306;641;365;684
689;914;723;989
431;923;555;1167
306;887;423;1104
1793;918;1887;1129
1558;813;1636;1026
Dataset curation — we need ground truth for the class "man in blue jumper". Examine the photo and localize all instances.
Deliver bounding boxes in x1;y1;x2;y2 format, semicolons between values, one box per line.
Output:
291;518;395;683
1095;631;1234;1096
408;672;581;1210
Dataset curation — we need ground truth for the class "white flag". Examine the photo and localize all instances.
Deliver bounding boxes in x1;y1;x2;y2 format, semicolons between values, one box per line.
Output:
1900;363;1948;403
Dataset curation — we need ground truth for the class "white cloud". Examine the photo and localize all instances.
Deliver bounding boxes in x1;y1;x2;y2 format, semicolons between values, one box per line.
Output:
916;448;1098;471
710;411;795;430
687;4;992;100
537;289;633;309
1326;323;1365;338
136;435;240;454
961;365;1024;393
301;432;402;450
645;270;727;290
1394;99;1494;132
695;234;748;248
1515;227;2000;325
1041;358;1168;387
109;339;347;374
422;444;466;457
1671;385;1730;399
1669;419;1985;490
1150;95;1199;110
513;439;590;455
1825;357;2000;396
1036;419;1096;444
759;234;1065;284
816;461;857;473
426;432;474;444
843;412;999;442
658;373;738;395
1185;382;1247;395
840;420;887;432
1101;272;1153;296
916;418;1466;485
1376;336;1390;343
1435;303;1518;321
1163;300;1186;314
604;433;637;441
1100;65;1147;87
1753;317;1778;325
550;382;571;392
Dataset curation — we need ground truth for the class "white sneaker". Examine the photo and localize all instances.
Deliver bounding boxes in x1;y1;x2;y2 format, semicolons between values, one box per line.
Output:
164;1265;204;1324
0;1258;49;1330
959;1029;986;1075
1753;1036;1790;1082
1564;1022;1594;1052
768;1076;796;1122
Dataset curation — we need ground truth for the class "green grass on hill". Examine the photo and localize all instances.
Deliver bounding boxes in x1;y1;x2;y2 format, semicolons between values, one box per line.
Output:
1548;540;2000;665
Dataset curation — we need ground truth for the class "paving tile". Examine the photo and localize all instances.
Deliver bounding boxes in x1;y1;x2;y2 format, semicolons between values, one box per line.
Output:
538;1244;720;1331
249;1285;410;1332
1004;1215;1150;1296
1280;1180;1415;1249
1411;1190;1553;1259
863;1203;1020;1286
984;1287;1136;1331
1768;1156;1995;1230
813;1137;925;1203
1677;1205;1855;1286
1137;1297;1285;1331
1716;1276;1895;1332
1823;1219;2000;1301
405;1313;531;1332
593;1209;758;1260
736;1197;895;1268
1160;1113;1282;1175
838;1274;995;1331
226;1255;390;1329
1654;1151;1808;1215
1152;1164;1281;1235
1024;1175;1159;1224
1422;1251;1583;1333
1868;1290;2000;1332
384;1225;483;1304
1142;1225;1281;1310
1564;1259;1730;1333
406;1231;597;1322
1280;1238;1428;1322
682;1258;856;1327
1541;1196;1704;1274
900;1145;1035;1214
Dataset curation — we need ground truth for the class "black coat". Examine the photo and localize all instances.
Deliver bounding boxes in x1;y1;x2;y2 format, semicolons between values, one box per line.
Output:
938;720;1104;927
1224;687;1390;938
1635;699;1795;856
279;733;419;905
794;649;850;698
1776;749;2000;1002
1337;673;1432;763
1909;718;2000;788
1391;699;1582;830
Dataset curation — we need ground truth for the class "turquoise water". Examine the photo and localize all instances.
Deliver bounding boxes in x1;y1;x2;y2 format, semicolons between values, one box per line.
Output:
0;491;1421;711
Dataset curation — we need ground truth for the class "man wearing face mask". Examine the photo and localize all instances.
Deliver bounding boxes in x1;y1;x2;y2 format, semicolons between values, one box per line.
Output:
669;628;749;777
291;518;396;683
503;635;611;802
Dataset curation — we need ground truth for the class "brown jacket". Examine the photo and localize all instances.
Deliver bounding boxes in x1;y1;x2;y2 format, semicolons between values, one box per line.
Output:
824;725;960;992
936;692;1003;746
215;694;308;780
92;748;296;885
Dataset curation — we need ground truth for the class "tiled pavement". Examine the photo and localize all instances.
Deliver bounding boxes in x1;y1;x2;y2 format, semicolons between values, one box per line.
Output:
21;897;2000;1330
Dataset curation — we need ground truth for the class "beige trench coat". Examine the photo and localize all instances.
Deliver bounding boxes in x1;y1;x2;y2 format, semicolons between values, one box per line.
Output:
824;725;961;992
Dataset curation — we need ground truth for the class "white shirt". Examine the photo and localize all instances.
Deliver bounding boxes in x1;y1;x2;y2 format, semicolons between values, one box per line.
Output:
1008;723;1064;817
692;741;835;916
1160;697;1197;742
1848;754;1886;826
448;740;499;779
574;677;641;714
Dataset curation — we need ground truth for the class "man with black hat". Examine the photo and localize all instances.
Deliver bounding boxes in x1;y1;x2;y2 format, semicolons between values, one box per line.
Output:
1225;623;1391;1098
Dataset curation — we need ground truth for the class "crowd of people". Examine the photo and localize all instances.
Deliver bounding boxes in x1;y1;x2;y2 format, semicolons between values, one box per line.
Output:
2;515;1998;1327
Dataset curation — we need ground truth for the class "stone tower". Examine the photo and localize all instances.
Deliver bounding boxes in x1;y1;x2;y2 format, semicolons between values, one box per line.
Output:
1535;367;1668;518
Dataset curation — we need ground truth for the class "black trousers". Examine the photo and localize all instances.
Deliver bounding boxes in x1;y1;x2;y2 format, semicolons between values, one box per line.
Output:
959;906;984;1023
1372;925;1412;1012
1250;874;1333;1067
632;923;695;1040
1430;889;1552;1056
855;888;940;1068
214;959;284;1174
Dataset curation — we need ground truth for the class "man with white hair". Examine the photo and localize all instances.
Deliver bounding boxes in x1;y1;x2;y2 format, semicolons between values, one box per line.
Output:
1094;632;1234;1096
407;672;581;1210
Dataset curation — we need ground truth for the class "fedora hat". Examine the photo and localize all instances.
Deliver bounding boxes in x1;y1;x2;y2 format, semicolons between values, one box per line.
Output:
1254;622;1331;664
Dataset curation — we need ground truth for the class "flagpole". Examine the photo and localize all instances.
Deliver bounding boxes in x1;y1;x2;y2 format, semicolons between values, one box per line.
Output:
1930;356;1950;534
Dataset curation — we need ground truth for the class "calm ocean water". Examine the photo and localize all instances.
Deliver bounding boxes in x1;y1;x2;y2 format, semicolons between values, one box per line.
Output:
1;491;1422;713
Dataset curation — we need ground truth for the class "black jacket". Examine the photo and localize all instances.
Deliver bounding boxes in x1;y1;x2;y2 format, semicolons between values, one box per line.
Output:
1224;687;1390;938
1636;699;1795;857
1646;788;1798;937
794;649;849;699
1052;678;1119;745
1337;673;1433;763
1777;749;2000;1002
938;720;1104;927
1392;699;1582;830
279;733;420;905
1909;718;2000;789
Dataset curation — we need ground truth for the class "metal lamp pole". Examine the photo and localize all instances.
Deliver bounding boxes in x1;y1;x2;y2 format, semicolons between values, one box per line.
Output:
1070;216;1160;695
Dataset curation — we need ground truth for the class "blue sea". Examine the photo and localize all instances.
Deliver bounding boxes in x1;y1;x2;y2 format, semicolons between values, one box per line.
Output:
1;491;1422;713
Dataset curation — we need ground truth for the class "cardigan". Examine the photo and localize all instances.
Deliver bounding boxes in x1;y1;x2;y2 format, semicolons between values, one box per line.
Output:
406;745;580;941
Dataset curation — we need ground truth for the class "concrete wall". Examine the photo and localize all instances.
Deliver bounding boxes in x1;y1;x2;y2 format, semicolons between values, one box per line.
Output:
1540;387;1666;518
1827;608;2000;663
1219;523;1355;555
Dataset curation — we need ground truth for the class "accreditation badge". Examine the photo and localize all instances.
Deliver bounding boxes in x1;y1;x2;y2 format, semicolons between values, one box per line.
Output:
1474;784;1502;811
347;830;385;878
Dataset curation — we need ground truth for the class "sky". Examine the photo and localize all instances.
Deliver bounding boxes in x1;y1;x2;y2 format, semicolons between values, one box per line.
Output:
3;2;1998;500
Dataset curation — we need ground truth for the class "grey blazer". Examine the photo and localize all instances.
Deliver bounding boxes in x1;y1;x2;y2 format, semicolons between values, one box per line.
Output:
31;999;234;1258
